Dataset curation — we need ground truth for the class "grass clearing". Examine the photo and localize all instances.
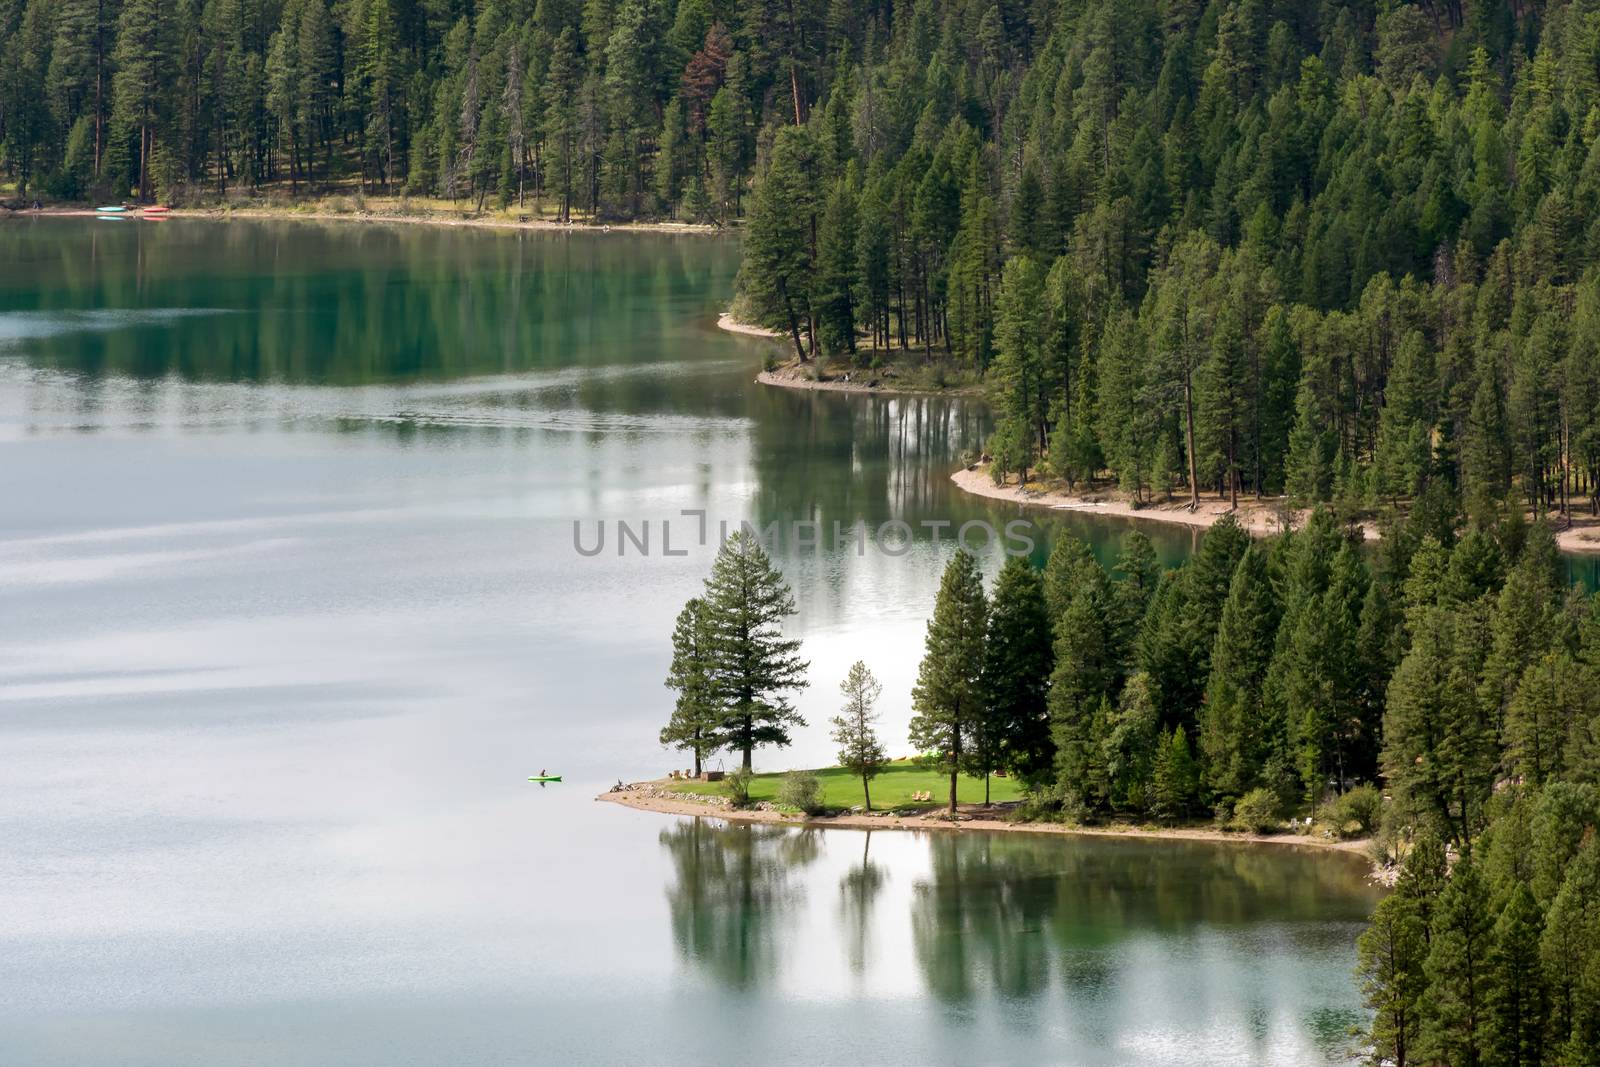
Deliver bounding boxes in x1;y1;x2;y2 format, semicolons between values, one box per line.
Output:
665;761;1024;811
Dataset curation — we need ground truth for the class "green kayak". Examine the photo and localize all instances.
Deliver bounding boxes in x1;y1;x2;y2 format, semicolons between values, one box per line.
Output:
527;775;562;782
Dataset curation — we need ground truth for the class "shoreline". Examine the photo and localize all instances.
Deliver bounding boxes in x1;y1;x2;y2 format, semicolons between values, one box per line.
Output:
715;312;785;339
5;203;726;237
952;465;1304;539
599;783;1378;867
755;365;982;397
952;465;1600;554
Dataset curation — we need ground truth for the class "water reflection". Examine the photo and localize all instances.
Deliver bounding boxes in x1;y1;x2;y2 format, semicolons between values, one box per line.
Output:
659;819;820;990
661;821;1378;1062
1;219;741;386
837;830;886;975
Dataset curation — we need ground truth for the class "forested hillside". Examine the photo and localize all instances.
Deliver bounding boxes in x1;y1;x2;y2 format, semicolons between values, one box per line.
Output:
728;0;1600;529
0;0;796;216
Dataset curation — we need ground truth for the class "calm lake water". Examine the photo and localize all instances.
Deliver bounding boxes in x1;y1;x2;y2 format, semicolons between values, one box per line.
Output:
1;218;1380;1065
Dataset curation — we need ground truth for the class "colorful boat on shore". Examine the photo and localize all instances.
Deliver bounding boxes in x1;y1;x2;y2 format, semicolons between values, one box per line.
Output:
94;205;127;214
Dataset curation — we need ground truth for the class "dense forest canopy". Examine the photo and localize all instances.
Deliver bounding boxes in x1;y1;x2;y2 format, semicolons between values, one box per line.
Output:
718;0;1600;531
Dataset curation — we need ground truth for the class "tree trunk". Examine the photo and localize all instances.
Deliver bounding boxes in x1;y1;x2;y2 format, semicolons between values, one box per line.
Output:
779;278;807;361
862;774;871;813
138;121;150;201
1183;365;1200;510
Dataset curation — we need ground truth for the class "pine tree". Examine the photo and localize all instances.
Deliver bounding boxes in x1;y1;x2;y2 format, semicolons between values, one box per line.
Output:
1419;857;1494;1067
1383;605;1495;845
1486;882;1548;1067
980;556;1054;789
109;0;177;199
660;597;719;776
910;549;988;819
1200;543;1279;799
1284;540;1368;804
814;168;860;354
1540;833;1600;1059
1372;330;1436;504
741;124;820;359
831;660;886;811
1284;376;1334;505
1049;558;1118;803
989;255;1048;470
542;28;581;222
1100;672;1159;812
1111;531;1161;635
1150;726;1198;821
1358;893;1428;1067
359;0;401;191
701;531;809;770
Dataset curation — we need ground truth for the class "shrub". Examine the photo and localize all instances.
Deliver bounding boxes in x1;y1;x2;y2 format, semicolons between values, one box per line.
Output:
723;767;754;808
1329;784;1382;839
1212;798;1235;828
1233;787;1281;834
777;770;824;815
1010;786;1064;824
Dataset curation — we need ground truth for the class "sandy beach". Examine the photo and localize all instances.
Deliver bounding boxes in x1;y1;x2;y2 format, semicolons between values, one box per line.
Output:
715;312;785;338
952;466;1306;537
953;465;1600;553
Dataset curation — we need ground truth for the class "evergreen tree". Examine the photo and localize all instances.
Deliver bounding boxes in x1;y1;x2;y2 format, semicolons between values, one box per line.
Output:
979;556;1054;789
1200;543;1279;799
701;530;809;770
814;168;859;354
1358;893;1428;1067
542;28;581;222
741;124;820;360
830;660;886;811
660;596;719;776
108;0;176;199
989;255;1048;475
1486;883;1548;1067
1383;604;1495;845
1419;857;1494;1067
1100;672;1159;812
910;549;988;819
1150;726;1197;821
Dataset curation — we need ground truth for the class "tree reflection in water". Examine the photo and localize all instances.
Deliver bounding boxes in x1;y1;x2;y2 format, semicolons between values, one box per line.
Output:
660;819;1377;1060
837;830;887;975
911;833;1376;1005
659;818;819;990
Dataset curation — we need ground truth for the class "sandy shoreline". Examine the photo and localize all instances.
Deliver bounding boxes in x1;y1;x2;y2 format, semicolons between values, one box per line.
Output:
755;366;981;397
5;203;725;236
953;465;1600;553
599;783;1375;864
952;466;1303;538
715;312;785;339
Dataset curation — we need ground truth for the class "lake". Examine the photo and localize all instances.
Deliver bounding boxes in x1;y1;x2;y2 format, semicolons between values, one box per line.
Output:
1;218;1379;1065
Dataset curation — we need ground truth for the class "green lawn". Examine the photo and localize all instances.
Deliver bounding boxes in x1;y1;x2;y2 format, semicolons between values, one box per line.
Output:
664;761;1024;811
